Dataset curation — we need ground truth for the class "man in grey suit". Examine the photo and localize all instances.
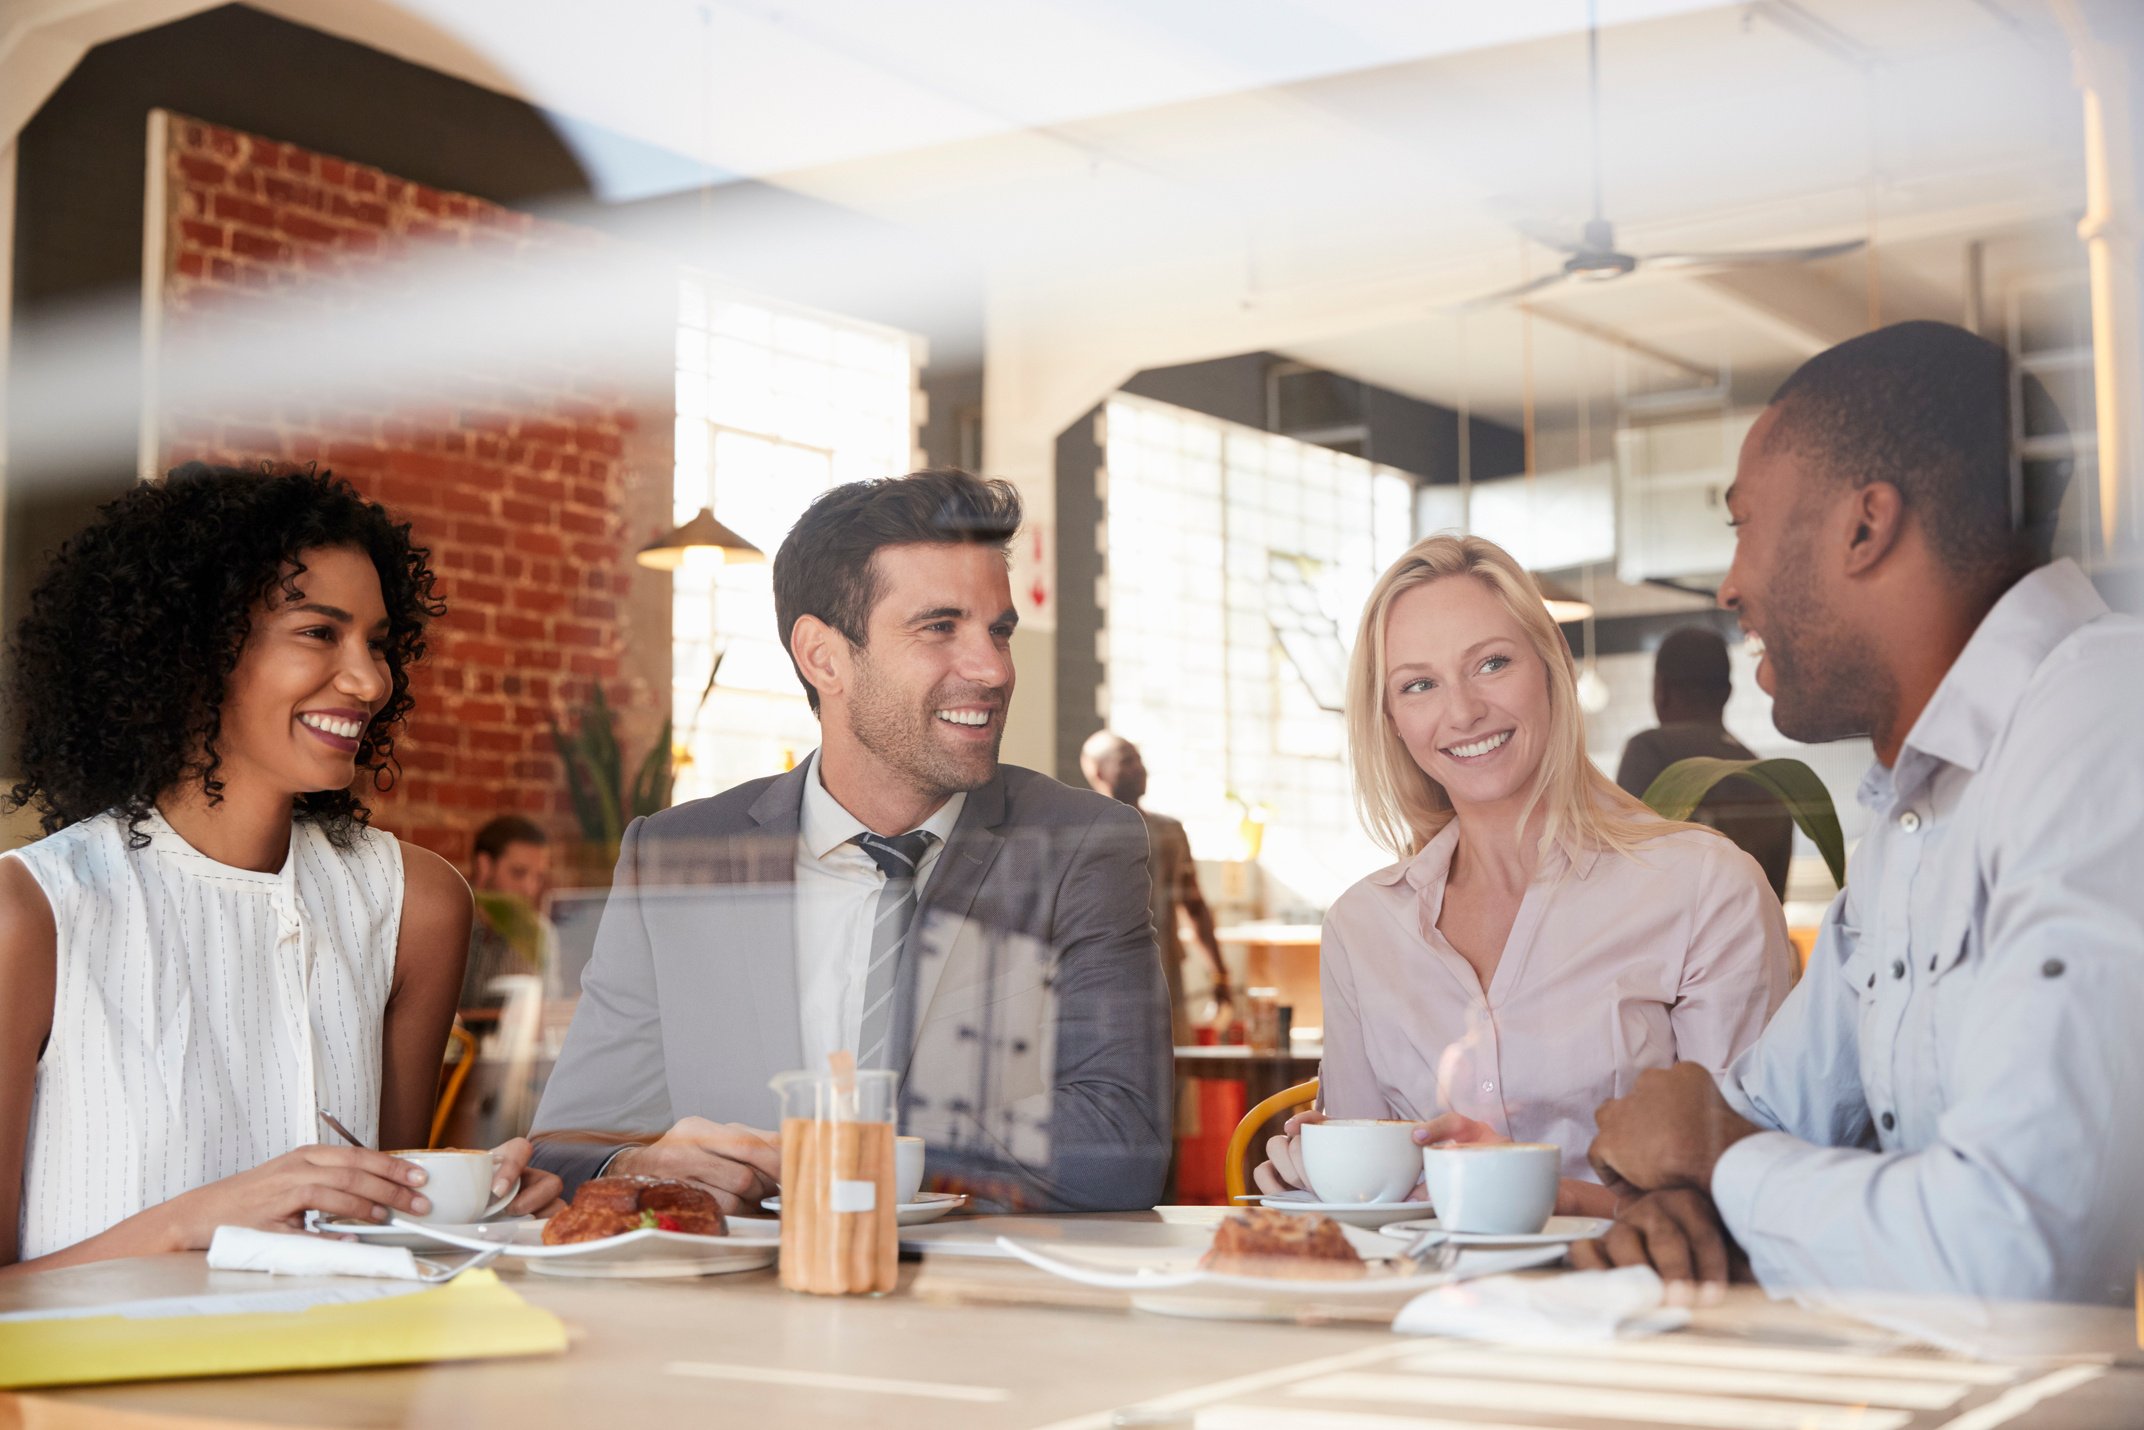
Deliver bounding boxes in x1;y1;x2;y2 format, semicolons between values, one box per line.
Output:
529;470;1172;1212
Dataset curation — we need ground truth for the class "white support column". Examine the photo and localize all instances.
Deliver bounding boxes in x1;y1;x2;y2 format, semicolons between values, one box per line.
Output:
2053;0;2144;561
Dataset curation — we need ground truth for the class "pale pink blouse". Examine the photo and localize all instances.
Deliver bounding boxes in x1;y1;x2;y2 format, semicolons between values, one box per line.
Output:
1317;817;1795;1181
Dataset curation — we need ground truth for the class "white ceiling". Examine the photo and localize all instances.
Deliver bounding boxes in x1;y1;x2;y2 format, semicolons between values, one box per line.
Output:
0;0;2098;437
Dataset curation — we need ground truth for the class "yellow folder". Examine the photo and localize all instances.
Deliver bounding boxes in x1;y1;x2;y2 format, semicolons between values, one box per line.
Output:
0;1270;565;1389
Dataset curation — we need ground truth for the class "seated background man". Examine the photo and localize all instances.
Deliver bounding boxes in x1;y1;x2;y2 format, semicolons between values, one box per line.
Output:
1579;321;2144;1306
1615;627;1793;900
460;813;555;1009
528;470;1172;1212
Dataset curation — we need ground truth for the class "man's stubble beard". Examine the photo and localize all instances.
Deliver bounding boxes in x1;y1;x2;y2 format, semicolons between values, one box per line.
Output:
1762;524;1890;746
844;649;1004;800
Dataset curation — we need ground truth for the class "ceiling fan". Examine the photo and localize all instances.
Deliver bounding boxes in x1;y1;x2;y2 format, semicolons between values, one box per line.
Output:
1453;1;1864;312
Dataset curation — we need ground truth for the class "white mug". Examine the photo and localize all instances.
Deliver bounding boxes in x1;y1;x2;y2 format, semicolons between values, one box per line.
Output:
1420;1142;1558;1235
1299;1119;1421;1204
391;1149;519;1225
896;1136;926;1206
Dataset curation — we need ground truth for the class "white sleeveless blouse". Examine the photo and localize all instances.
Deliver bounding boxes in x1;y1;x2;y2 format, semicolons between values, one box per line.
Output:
9;809;402;1261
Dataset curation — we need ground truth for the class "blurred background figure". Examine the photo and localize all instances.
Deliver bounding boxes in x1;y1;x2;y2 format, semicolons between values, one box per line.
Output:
1615;628;1792;901
1081;731;1231;1044
462;813;556;1010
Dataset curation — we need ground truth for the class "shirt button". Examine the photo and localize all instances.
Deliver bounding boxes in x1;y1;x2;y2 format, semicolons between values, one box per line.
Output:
1898;810;1922;833
1480;1080;1495;1094
1880;1111;1895;1132
1890;959;1906;980
2042;959;2066;978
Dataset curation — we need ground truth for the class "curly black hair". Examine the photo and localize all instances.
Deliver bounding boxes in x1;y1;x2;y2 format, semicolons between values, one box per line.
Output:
4;462;445;847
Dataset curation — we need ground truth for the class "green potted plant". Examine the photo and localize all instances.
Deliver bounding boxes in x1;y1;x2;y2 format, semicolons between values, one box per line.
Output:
1641;756;1847;889
548;681;673;883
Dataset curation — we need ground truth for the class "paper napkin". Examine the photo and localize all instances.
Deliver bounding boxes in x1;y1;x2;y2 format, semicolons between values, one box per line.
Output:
207;1225;427;1280
1393;1265;1692;1344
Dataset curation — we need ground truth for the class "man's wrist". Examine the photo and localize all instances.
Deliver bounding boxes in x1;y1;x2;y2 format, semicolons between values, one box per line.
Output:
1693;1111;1763;1191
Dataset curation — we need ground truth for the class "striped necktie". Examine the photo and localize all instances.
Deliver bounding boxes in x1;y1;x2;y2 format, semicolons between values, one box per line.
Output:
852;829;935;1072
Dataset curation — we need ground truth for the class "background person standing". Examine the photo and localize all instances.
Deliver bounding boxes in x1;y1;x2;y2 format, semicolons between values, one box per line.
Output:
1081;731;1232;1045
1615;627;1793;900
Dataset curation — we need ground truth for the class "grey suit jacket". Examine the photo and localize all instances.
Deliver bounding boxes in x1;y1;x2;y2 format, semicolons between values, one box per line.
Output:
528;760;1173;1211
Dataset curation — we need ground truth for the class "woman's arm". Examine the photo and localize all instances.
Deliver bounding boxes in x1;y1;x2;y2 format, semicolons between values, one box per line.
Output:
379;842;472;1151
384;841;561;1215
0;859;58;1270
1;859;430;1275
1669;841;1796;1070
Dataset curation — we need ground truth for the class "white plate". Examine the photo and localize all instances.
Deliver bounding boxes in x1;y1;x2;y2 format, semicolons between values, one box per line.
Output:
1374;1215;1614;1247
995;1234;1566;1321
760;1192;969;1227
1250;1194;1427;1230
317;1215;536;1251
404;1217;779;1279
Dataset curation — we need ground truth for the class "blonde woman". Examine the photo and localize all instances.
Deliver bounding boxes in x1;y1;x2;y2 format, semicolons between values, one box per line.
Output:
1255;536;1793;1216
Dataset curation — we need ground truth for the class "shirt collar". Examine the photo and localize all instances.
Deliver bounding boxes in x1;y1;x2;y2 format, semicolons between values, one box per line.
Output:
797;748;967;862
1363;817;1599;892
1897;559;2109;779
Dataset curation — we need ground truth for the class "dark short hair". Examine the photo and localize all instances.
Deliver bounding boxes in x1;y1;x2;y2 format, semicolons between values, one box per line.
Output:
474;813;548;862
772;469;1022;712
5;462;442;846
1654;626;1731;700
1764;320;2072;590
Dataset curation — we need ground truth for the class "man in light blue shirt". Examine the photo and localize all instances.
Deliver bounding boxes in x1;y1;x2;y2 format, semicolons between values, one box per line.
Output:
1580;321;2144;1305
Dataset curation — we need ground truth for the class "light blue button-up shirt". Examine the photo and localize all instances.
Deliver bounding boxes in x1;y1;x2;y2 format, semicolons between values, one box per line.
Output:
1712;559;2144;1304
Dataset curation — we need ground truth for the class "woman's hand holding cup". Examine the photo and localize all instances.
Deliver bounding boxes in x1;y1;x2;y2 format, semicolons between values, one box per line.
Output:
1250;1108;1325;1196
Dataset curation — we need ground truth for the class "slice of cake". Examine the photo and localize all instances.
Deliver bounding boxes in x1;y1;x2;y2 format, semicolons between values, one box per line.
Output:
1198;1208;1366;1279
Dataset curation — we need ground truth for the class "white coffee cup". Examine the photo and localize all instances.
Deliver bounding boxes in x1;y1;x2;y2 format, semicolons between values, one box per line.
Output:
1420;1142;1558;1235
1298;1119;1422;1204
391;1149;519;1225
896;1136;926;1206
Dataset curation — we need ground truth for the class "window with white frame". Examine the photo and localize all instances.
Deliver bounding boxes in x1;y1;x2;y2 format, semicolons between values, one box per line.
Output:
672;278;922;801
1101;394;1415;907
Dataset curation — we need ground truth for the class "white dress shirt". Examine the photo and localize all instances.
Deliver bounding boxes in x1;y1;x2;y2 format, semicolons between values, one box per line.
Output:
1713;560;2144;1305
794;750;965;1074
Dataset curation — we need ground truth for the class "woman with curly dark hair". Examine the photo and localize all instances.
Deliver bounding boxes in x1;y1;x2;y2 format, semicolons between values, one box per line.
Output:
0;462;560;1272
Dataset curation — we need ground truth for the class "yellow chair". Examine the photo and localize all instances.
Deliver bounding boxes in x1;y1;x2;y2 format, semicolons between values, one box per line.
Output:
429;1024;481;1149
1222;1077;1319;1202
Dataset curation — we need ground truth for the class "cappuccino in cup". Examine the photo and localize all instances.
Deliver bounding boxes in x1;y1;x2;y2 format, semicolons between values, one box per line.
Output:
1299;1119;1422;1204
389;1148;519;1225
1420;1142;1558;1235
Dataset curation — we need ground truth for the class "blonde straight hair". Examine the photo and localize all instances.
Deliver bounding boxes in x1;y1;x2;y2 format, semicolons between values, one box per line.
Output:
1347;533;1695;865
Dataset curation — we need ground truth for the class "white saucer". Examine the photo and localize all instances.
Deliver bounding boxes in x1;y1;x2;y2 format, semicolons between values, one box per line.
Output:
405;1216;778;1279
317;1214;535;1251
1374;1214;1614;1247
760;1191;968;1227
996;1234;1565;1321
1251;1195;1426;1230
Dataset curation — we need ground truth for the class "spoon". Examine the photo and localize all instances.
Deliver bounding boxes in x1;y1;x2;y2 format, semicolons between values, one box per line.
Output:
317;1109;369;1150
1394;1226;1457;1275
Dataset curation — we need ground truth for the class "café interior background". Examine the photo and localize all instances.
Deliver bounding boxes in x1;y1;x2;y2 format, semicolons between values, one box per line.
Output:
2;0;2139;1018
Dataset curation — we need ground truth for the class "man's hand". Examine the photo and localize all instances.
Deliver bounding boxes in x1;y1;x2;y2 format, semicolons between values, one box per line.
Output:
1589;1062;1760;1193
1570;1187;1738;1303
487;1138;565;1217
609;1117;781;1215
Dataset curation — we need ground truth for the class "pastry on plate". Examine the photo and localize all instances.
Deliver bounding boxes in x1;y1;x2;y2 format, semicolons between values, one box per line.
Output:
542;1175;726;1244
1197;1207;1365;1279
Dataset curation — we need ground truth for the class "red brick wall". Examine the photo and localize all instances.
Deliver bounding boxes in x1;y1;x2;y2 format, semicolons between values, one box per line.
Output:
151;111;666;862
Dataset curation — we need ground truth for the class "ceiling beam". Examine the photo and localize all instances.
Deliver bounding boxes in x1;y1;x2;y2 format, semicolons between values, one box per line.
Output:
1691;264;1868;357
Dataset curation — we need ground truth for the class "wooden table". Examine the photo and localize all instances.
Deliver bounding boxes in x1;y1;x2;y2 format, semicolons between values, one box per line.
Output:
4;1216;2139;1429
